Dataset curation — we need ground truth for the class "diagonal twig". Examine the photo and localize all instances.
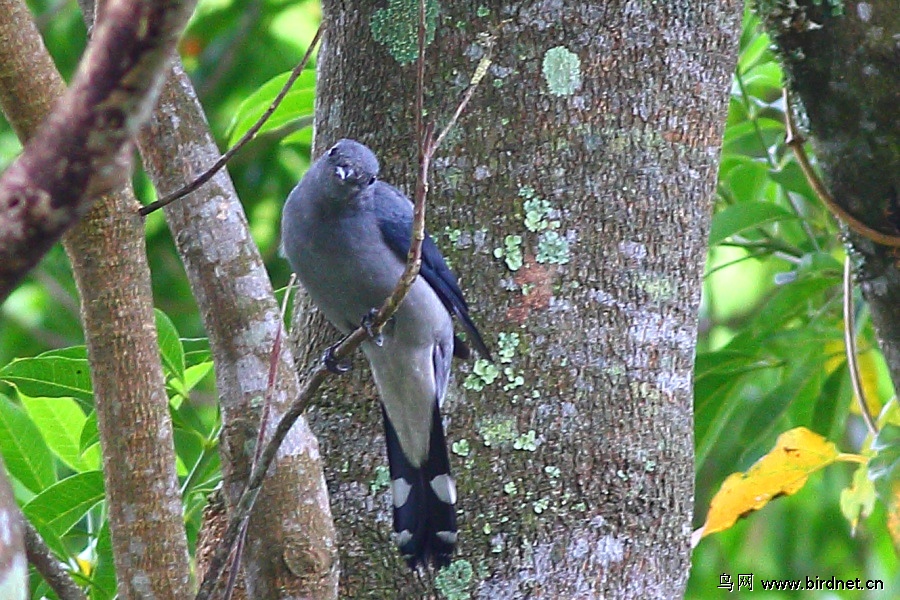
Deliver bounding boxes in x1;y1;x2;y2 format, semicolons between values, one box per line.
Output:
140;25;323;216
842;256;878;437
24;519;87;600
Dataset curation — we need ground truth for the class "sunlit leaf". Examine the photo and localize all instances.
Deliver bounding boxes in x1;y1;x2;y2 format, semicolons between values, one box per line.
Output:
156;309;185;384
21;396;100;472
0;393;55;494
23;471;105;541
0;353;92;403
227;69;316;146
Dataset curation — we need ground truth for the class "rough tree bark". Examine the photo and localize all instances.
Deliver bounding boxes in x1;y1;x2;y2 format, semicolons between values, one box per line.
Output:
138;61;338;600
0;1;194;598
291;1;740;597
755;2;900;388
0;0;196;302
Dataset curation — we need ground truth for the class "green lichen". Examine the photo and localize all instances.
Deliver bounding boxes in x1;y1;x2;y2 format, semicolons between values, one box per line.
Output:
476;5;490;17
523;197;555;232
435;559;474;600
451;438;471;457
477;415;518;447
497;332;520;363
532;497;550;514
544;465;561;479
542;46;582;96
637;275;676;302
464;359;501;391
536;230;570;265
369;465;390;494
371;0;440;65
502;366;524;391
503;481;518;495
444;226;462;244
493;234;523;271
513;429;538;451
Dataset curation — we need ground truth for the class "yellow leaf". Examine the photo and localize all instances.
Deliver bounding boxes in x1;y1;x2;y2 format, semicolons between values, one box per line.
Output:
694;427;840;544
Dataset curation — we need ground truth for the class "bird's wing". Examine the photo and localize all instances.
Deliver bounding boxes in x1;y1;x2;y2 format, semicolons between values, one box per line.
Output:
374;182;491;360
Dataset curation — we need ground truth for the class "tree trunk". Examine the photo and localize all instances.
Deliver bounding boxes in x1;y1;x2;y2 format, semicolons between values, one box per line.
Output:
755;1;900;390
292;1;740;597
0;456;26;599
139;61;339;600
0;2;193;597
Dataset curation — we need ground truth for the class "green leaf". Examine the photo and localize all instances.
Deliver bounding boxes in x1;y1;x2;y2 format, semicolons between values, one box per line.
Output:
183;337;212;368
227;69;316;146
156;309;185;384
80;410;99;457
0;353;92;403
722;118;783;158
752;277;838;336
708;202;797;246
89;521;116;600
183;362;213;393
23;471;104;541
21;396;100;472
739;351;824;450
0;393;55;494
869;424;900;501
39;346;87;360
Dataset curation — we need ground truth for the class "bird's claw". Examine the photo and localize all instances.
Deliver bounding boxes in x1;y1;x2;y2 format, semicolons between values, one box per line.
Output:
323;345;352;374
362;309;384;347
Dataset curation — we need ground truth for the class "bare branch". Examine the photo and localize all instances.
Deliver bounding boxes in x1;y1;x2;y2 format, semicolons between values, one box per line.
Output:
139;25;323;216
0;0;197;302
24;520;87;600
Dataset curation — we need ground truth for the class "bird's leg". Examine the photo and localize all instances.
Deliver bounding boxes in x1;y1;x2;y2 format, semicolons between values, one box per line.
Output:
322;344;353;374
361;308;384;347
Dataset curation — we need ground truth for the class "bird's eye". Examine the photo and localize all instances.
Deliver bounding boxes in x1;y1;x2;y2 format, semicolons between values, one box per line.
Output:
328;146;338;157
368;176;376;186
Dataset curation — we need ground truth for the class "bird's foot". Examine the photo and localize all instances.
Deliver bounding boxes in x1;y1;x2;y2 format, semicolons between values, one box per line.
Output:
323;344;352;374
361;308;384;347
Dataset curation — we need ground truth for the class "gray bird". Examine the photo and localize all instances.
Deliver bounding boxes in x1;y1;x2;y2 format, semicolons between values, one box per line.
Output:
281;138;490;568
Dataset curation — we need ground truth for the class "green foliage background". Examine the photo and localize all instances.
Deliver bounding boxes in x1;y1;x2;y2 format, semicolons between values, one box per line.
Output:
0;1;896;598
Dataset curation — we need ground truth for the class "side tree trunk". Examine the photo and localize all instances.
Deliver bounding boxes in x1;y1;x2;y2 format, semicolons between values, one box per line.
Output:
292;1;740;597
0;456;25;598
755;2;900;390
139;62;339;600
0;2;193;597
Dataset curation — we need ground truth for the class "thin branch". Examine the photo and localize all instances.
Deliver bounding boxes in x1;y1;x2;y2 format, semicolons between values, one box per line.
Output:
194;5;491;596
783;89;900;247
842;256;878;437
139;24;323;216
24;519;87;600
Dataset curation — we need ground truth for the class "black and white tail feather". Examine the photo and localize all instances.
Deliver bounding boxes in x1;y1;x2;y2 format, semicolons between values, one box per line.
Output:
382;403;457;569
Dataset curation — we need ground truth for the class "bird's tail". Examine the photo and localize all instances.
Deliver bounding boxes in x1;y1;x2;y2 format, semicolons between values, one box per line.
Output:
382;403;457;569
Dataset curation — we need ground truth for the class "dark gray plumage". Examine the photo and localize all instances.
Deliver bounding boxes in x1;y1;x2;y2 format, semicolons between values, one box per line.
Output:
281;138;489;568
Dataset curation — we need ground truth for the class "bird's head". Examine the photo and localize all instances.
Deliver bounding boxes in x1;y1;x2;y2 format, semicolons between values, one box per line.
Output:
320;138;380;193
